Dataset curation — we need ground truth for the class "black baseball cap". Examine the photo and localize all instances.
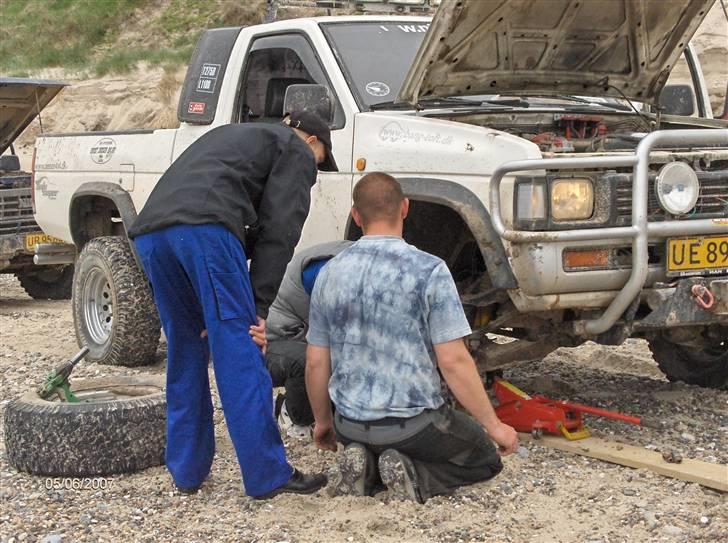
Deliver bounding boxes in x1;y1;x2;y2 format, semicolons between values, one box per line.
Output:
283;110;338;172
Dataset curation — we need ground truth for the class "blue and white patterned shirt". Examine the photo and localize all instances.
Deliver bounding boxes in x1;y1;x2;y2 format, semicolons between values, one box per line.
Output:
307;236;472;421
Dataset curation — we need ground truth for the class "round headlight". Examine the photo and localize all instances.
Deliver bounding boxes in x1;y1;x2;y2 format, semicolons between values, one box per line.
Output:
655;162;699;215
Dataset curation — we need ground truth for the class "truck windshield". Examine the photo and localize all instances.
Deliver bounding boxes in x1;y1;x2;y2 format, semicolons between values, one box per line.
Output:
321;21;428;109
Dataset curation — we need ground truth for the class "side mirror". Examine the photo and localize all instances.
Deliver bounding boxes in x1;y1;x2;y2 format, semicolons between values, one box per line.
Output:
659;84;695;116
283;84;333;124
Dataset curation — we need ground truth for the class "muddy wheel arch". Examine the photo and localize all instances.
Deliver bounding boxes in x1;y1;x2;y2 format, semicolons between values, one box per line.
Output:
346;177;517;290
69;182;138;249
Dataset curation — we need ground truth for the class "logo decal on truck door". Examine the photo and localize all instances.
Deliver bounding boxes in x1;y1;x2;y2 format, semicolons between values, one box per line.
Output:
90;138;117;164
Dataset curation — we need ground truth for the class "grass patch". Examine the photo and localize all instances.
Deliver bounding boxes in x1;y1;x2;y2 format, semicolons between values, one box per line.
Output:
0;0;265;77
0;0;147;73
94;47;193;76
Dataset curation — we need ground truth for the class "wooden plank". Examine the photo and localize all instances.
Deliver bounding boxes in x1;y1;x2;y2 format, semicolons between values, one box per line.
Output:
520;433;728;492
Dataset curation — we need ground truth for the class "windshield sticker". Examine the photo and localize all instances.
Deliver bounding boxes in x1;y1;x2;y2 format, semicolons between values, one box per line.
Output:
379;121;453;145
379;24;429;33
197;63;221;94
365;82;390;97
90;138;116;164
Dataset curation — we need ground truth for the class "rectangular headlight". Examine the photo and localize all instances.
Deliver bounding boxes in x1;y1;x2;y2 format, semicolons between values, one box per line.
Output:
516;182;547;221
551;179;594;221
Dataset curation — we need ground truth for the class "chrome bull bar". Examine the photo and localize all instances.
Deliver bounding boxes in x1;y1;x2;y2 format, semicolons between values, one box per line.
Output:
489;129;728;336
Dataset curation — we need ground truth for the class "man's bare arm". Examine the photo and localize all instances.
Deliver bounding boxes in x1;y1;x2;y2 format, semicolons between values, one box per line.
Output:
305;344;337;451
434;339;518;455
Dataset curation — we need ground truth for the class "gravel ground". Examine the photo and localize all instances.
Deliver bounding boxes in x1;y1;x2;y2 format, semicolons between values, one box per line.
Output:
1;274;726;543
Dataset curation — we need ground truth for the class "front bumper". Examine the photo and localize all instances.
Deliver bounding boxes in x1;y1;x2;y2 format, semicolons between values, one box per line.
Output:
490;129;728;336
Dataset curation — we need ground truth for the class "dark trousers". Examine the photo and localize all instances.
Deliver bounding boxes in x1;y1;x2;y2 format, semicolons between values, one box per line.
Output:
335;406;502;500
134;224;292;497
265;340;314;426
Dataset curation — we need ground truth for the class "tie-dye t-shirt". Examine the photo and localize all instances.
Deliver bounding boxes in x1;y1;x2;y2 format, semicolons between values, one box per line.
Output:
307;236;472;421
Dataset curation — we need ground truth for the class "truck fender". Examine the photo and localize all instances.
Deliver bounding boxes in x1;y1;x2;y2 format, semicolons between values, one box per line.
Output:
68;182;145;273
347;177;517;290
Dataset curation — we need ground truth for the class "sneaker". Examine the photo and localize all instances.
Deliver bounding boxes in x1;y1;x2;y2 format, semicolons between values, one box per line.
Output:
329;443;376;497
277;398;312;440
378;449;422;503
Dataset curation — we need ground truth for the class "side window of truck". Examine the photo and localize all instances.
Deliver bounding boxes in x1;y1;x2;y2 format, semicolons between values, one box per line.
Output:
235;33;344;128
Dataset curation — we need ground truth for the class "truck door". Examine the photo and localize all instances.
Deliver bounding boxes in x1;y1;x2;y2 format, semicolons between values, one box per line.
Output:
234;32;353;248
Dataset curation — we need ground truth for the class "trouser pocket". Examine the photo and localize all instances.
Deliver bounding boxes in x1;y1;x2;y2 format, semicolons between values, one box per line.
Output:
210;272;246;321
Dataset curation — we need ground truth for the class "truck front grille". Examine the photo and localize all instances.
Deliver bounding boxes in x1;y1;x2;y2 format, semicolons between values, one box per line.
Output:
0;187;39;236
615;175;728;224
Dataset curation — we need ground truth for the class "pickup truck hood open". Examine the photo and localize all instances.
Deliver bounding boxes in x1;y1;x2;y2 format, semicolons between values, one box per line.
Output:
0;78;67;155
397;0;714;105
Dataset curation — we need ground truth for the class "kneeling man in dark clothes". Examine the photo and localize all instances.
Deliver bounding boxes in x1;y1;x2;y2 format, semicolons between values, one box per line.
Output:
305;172;518;503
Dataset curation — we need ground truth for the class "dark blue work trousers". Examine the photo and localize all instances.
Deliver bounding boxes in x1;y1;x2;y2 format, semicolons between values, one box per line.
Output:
134;224;293;497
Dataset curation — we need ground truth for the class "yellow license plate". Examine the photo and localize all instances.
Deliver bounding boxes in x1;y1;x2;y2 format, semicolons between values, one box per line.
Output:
667;235;728;276
24;232;66;251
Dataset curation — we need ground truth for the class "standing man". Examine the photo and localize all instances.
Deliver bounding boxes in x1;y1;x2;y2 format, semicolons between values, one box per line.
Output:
128;112;336;499
264;240;352;439
305;172;518;503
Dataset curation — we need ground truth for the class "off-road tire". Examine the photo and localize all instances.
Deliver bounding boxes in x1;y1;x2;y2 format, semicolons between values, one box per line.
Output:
73;236;160;366
648;333;728;389
4;375;166;477
15;265;74;300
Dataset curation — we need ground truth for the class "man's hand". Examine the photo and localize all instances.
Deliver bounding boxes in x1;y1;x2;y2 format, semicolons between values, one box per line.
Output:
249;317;267;354
313;422;337;452
485;421;519;456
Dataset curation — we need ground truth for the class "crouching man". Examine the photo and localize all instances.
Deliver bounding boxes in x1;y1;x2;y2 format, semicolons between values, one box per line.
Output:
305;172;518;503
264;240;352;439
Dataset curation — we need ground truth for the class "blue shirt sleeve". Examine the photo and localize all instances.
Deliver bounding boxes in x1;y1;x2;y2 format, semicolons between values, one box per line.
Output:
425;262;472;345
301;258;330;296
306;268;331;347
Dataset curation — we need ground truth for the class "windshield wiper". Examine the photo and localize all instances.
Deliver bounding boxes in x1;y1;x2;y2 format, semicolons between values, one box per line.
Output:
369;96;483;111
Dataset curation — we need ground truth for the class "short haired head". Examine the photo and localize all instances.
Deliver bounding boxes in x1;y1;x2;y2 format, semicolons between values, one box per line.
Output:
352;172;405;227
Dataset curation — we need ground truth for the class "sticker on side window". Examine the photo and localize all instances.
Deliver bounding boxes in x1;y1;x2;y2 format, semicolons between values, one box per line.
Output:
197;63;221;94
188;102;206;114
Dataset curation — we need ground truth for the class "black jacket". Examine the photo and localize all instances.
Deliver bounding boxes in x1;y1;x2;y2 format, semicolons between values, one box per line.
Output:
128;123;318;318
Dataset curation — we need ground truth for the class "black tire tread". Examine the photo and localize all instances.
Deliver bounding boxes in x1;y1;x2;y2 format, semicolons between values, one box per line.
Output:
73;236;160;367
15;266;74;300
4;375;166;477
648;335;728;389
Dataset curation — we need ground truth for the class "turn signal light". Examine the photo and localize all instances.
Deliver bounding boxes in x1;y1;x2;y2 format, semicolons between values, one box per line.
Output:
563;249;610;270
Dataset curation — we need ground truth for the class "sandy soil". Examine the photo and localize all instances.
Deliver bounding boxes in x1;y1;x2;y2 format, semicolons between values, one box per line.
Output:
1;274;726;543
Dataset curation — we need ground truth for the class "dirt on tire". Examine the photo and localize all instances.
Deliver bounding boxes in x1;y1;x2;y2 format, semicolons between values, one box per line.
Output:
15;265;74;300
72;236;160;367
648;332;728;389
3;375;166;477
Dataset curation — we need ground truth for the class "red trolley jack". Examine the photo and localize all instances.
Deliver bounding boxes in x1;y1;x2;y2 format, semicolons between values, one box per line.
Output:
493;379;646;440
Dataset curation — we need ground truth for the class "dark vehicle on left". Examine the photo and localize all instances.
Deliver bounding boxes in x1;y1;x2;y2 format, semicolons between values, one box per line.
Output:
0;78;75;299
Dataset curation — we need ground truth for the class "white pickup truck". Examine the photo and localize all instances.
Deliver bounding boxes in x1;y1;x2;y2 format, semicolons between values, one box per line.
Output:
33;1;728;387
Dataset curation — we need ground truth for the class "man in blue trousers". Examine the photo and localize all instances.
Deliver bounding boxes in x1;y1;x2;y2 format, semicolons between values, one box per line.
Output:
128;111;335;499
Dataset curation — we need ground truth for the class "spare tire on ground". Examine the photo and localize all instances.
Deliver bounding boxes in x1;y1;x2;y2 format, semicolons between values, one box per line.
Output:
4;375;166;477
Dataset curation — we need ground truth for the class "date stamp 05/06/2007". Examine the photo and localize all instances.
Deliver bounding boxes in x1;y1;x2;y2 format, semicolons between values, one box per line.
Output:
43;478;111;491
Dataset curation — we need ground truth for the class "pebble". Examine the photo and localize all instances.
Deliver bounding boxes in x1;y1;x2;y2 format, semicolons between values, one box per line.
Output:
642;511;659;530
700;516;710;525
621;488;636;496
41;536;63;543
662;525;684;536
516;446;529;459
680;432;697;443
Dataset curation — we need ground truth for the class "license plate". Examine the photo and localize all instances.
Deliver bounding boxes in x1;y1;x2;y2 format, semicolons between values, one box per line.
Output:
24;232;66;251
667;235;728;276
